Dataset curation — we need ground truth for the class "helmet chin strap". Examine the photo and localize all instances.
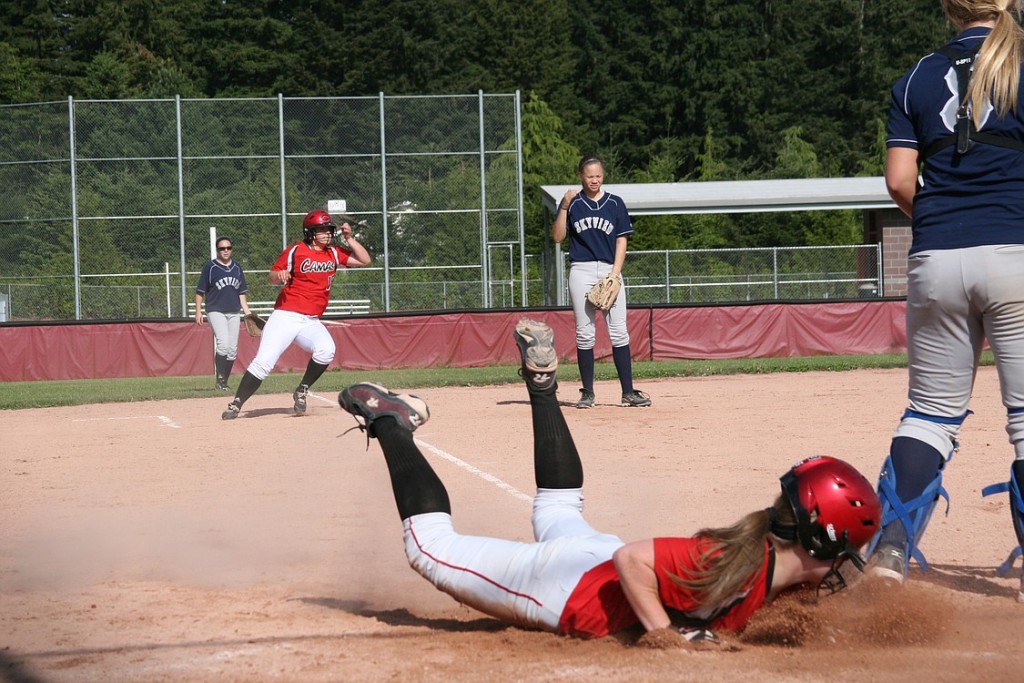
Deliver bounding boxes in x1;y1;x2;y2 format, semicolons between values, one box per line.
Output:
817;557;849;597
770;506;863;597
816;533;867;598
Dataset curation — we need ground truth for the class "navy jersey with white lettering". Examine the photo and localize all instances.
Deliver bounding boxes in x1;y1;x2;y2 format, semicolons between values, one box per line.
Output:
196;259;249;313
886;26;1024;253
564;192;634;264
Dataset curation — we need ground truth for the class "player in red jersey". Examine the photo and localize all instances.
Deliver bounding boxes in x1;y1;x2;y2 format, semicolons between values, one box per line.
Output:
338;320;882;644
222;210;371;420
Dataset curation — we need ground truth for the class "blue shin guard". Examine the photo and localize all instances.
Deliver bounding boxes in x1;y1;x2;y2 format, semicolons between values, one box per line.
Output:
868;454;949;573
980;463;1024;578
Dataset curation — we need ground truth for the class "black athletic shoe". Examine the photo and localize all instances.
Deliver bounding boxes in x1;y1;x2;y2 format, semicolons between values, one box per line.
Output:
621;390;652;407
222;402;240;420
339;383;429;437
293;384;309;414
513;319;557;391
576;389;595;409
867;544;906;584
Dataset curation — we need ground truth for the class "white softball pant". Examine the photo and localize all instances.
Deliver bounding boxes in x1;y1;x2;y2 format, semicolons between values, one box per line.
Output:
895;245;1024;460
568;261;629;349
402;488;624;632
246;309;335;380
206;310;241;360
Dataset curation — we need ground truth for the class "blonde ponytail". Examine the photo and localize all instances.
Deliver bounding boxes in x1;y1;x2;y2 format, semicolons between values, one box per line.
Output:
669;494;796;608
943;0;1024;125
971;3;1024;123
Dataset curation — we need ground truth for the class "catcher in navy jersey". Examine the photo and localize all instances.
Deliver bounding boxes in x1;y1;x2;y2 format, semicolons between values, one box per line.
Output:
551;155;650;409
868;0;1024;601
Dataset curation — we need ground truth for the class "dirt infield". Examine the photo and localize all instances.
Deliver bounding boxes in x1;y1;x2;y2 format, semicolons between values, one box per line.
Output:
2;367;1022;682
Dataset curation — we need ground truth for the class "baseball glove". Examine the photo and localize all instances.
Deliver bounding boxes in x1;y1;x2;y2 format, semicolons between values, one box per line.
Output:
243;312;266;337
586;273;622;311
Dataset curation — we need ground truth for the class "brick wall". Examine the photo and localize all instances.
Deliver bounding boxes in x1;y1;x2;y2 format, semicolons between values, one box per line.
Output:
873;209;911;297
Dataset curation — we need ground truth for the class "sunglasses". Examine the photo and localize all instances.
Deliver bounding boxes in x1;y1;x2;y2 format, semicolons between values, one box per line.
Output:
217;246;233;251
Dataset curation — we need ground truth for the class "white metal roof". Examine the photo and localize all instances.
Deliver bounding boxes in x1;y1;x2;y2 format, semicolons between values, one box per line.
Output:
540;176;895;215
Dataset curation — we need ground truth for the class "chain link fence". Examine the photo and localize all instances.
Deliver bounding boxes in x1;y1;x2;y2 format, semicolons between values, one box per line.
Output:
533;242;881;309
0;93;526;321
618;244;883;305
0;96;885;323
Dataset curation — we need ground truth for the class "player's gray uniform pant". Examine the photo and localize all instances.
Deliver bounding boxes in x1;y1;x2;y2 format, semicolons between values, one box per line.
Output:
206;311;242;360
568;261;629;349
402;488;624;632
894;245;1024;460
246;309;335;380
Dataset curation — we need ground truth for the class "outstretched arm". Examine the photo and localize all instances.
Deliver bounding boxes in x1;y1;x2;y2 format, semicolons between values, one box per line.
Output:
613;540;672;631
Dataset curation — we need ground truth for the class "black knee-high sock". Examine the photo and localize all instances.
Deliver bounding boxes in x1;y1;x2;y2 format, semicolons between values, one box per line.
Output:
224;357;235;377
1012;460;1024;550
577;348;595;392
612;344;634;394
374;417;451;520
231;371;263;406
530;390;583;489
215;354;232;381
878;436;944;547
298;359;329;388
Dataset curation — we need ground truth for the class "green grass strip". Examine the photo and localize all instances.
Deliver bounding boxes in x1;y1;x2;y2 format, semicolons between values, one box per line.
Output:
0;352;996;411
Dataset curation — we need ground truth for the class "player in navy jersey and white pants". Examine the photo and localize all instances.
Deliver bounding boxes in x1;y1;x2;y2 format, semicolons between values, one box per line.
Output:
869;0;1024;601
552;156;650;409
195;237;252;391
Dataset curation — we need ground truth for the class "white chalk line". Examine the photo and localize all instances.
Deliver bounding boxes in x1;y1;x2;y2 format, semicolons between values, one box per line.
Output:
414;437;533;504
72;415;181;428
310;392;336;406
316;388;529;503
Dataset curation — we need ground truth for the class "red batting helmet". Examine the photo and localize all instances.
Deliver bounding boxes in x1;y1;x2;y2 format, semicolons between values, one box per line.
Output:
780;455;881;567
302;210;337;242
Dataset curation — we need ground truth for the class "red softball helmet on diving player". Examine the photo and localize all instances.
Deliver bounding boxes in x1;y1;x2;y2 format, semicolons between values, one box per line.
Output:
780;455;881;568
302;209;337;243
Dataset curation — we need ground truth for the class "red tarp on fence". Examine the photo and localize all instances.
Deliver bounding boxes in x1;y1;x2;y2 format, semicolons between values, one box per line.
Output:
0;301;907;382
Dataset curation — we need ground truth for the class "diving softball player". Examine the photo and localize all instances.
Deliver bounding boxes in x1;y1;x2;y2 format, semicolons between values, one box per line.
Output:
868;0;1024;600
552;155;650;409
336;320;881;642
221;209;371;420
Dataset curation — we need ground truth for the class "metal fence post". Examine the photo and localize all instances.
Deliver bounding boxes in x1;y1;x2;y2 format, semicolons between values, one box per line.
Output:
175;95;187;316
278;93;288;249
877;242;884;296
378;92;391;313
69;95;82;320
664;251;670;303
478;90;489;308
773;247;779;299
514;90;527;307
